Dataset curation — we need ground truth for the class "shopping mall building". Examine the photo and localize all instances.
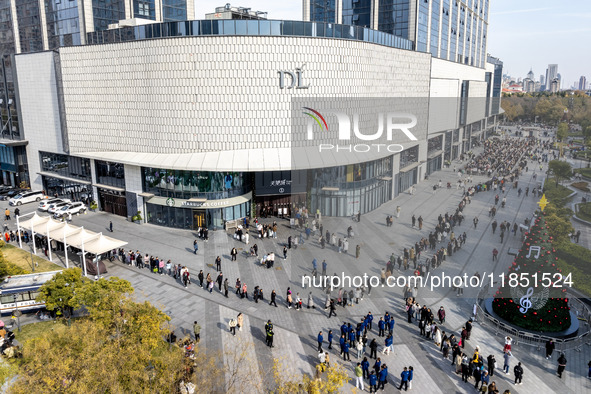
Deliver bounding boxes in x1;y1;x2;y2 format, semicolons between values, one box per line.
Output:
2;2;503;230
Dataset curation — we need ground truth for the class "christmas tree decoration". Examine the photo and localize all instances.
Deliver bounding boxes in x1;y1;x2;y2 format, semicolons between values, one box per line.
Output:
492;210;571;332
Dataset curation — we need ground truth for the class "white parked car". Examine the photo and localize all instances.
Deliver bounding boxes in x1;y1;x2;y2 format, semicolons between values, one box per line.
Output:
39;198;70;211
53;202;87;218
47;201;70;214
9;190;45;206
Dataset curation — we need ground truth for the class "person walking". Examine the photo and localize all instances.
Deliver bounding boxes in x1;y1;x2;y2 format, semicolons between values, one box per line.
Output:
216;272;223;292
473;217;478;229
545;339;555;359
503;351;512;374
328;330;333;350
328;299;337;318
396;205;401;218
356;244;361;259
355;363;364;391
215;256;221;272
283;245;288;260
513;362;523;385
193;321;201;343
317;331;323;352
193;239;199;254
109;221;113;232
492;248;498;261
557;353;567;378
397;366;409;391
231;247;237;261
269;290;278;307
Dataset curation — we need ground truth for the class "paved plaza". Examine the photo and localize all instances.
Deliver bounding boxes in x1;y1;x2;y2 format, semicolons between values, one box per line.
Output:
3;134;591;393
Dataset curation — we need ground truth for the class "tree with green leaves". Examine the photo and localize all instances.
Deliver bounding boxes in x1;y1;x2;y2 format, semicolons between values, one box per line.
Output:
36;267;88;318
556;122;569;142
547;160;572;187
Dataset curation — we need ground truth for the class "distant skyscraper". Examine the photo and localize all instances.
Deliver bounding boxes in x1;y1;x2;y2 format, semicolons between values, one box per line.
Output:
580;76;588;90
540;75;545;85
545;64;558;91
304;0;490;68
527;69;534;81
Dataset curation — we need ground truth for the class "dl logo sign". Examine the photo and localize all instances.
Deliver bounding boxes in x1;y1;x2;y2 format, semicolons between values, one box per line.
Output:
278;65;309;89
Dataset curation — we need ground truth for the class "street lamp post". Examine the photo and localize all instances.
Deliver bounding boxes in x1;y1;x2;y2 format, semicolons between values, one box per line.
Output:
11;294;20;332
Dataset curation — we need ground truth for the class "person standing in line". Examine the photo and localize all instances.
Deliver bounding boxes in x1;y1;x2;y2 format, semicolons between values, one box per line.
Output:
193;239;198;254
378;364;388;391
317;331;323;352
269;290;278;307
557;353;567;378
327;330;333;350
411;215;416;228
355;363;364;391
230;247;237;261
215;256;222;272
513;362;523;385
193;321;201;343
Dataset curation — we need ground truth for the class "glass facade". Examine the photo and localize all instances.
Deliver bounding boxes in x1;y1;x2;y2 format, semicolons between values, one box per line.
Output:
310;156;393;217
146;201;250;230
449;0;456;62
142;168;250;200
426;155;442;175
40;151;91;181
342;0;372;28
440;0;449;60
162;0;186;22
86;19;414;51
399;145;419;169
42;176;90;201
95;160;125;188
45;0;81;49
133;0;156;20
310;0;336;23
427;135;443;153
378;0;410;38
92;0;125;32
458;3;465;62
416;0;429;52
16;0;43;53
429;0;440;57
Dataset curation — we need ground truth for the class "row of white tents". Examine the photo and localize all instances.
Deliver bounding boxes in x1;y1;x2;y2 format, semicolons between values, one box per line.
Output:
16;212;127;277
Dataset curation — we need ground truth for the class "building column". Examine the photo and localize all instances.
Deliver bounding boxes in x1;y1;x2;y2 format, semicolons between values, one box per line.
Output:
302;0;310;22
371;0;380;30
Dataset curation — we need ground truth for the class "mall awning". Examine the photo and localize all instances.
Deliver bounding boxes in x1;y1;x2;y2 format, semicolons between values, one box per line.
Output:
16;212;127;276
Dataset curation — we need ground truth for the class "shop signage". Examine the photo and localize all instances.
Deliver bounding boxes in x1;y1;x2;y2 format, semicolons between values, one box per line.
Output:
255;172;292;196
148;193;251;210
278;65;309;89
166;197;175;207
182;200;231;208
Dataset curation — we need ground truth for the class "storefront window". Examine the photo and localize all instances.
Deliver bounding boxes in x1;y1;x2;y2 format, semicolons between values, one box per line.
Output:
40;151;91;181
311;156;392;190
399;145;419;169
142;168;250;199
95;160;125;188
427;135;443;153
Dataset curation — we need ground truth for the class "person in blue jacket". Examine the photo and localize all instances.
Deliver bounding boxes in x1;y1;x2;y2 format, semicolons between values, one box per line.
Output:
328;330;333;350
373;357;381;375
378;364;388;390
378;318;386;337
398;366;410;391
388;317;395;336
349;330;356;346
339;334;346;356
361;356;370;379
384;312;391;324
369;370;378;393
341;322;348;336
317;331;323;352
383;334;393;355
343;341;351;361
367;312;374;331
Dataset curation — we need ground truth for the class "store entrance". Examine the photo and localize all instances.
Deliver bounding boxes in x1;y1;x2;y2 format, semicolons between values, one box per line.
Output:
192;210;206;230
98;189;127;217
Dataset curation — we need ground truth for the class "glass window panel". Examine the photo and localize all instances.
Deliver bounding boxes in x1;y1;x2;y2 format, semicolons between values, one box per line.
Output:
246;20;258;35
259;20;271;35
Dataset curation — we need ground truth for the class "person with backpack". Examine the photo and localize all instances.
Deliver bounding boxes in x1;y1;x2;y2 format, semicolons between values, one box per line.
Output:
513;361;523;385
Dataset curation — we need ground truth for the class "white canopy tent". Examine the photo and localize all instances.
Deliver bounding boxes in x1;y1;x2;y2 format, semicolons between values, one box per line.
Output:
16;212;128;276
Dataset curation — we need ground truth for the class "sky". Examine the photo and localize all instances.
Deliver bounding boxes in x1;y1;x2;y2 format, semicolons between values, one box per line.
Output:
194;1;591;88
